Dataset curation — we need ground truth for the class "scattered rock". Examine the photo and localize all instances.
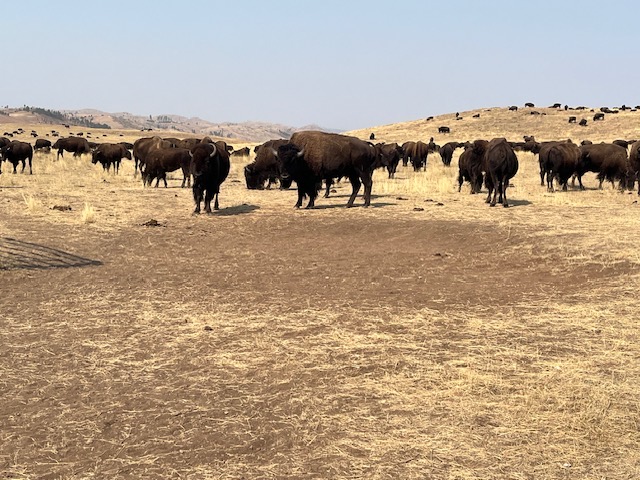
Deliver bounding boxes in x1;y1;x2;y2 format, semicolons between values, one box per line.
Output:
436;202;444;206
141;219;165;227
330;189;337;193
413;207;424;211
425;199;434;202
396;196;408;200
204;325;213;331
51;205;72;211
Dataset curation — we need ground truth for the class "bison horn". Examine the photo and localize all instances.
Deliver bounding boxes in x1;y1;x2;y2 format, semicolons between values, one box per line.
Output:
270;148;278;158
296;148;304;158
209;144;218;158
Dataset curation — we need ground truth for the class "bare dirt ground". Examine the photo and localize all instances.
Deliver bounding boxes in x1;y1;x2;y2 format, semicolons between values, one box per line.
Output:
1;117;640;479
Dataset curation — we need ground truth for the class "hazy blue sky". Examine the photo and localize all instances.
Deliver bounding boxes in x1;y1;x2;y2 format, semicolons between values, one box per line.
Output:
2;0;638;131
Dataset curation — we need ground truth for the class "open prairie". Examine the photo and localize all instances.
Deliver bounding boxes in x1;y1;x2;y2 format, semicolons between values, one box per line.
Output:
1;106;640;479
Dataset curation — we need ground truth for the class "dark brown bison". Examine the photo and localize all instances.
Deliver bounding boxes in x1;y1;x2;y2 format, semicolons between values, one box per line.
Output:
593;113;605;121
543;142;580;192
524;102;535;108
376;142;403;178
612;139;634;149
175;138;201;150
275;131;379;208
576;143;630;190
231;146;251;157
629;141;640;194
91;143;132;174
0;141;33;174
580;140;593;146
551;103;562;108
568;116;577;123
536;141;571;185
190;141;231;213
406;141;430;171
133;136;175;177
438;126;450;134
244;139;290;189
579;119;588;126
34;138;52;152
369;133;375;140
400;141;415;167
439;142;464;166
508;105;518;111
483;138;518;207
52;137;91;160
457;140;488;194
143;147;192;187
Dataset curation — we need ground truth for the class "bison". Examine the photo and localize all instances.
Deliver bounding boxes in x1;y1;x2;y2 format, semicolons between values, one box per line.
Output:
457;140;488;193
593;113;605;121
0;141;33;174
91;143;132;174
231;146;251;157
483;138;518;207
579;119;588;126
376;142;403;178
543;142;580;192
133;136;175;177
405;141;430;171
190;141;231;213
568;116;577;123
439;142;464;167
576;143;630;190
400;141;415;167
34;138;52;152
438;126;450;134
629;141;640;194
52;137;91;160
275;131;379;208
244;139;290;189
143;147;192;187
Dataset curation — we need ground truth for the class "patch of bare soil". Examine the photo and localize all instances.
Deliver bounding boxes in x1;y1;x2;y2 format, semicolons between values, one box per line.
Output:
2;206;639;479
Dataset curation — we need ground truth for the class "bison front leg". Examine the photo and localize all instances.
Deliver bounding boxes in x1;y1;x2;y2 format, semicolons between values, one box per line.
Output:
204;188;214;213
294;187;305;208
362;174;373;207
324;178;333;198
192;184;204;214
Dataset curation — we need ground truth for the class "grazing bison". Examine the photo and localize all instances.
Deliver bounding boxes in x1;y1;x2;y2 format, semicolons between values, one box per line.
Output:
33;138;52;152
0;141;33;174
483;138;518;207
580;140;593;146
508;105;518;111
52;137;91;160
231;146;251;157
576;143;630;190
593;113;605;121
472;113;480;118
568;116;577;123
457;140;488;193
244;139;290;189
439;141;464;166
543;142;580;192
524;102;535;107
275;131;379;208
438;126;450;134
91;143;132;174
612;139;632;149
579;119;588;126
190;141;231;213
537;141;572;185
551;103;562;108
143;147;192;187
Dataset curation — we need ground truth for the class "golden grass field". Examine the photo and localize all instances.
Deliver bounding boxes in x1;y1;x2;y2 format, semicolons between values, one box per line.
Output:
1;105;640;479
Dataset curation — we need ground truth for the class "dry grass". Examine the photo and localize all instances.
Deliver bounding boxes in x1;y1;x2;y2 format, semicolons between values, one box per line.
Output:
1;111;640;479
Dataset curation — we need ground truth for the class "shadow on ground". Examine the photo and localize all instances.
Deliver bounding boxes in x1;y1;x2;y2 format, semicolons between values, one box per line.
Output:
0;237;103;270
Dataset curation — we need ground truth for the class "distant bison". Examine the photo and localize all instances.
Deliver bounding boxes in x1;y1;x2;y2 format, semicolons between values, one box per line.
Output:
34;138;52;152
524;102;535;108
439;141;464;167
508;105;518;111
579;119;588;126
405;141;430;171
231;146;251;157
593;113;605;121
438;126;450;134
568;116;577;123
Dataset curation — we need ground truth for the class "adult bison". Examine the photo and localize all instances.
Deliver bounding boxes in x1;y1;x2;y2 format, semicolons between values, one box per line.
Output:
405;141;430;171
439;141;464;166
576;143;630;190
190;141;231;213
91;143;132;174
593;113;605;121
457;140;488;193
275;131;379;208
133;136;175;177
376;142;403;178
244;139;290;189
536;141;572;186
543;142;580;192
52;137;91;160
438;126;450;134
483;138;518;207
400;141;415;167
0;141;33;175
231;146;251;157
143;147;192;187
34;138;52;152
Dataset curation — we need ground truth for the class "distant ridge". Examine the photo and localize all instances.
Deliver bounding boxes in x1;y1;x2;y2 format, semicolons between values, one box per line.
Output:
0;106;341;142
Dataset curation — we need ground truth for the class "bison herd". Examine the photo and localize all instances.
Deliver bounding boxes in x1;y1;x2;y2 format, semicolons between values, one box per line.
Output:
2;124;640;213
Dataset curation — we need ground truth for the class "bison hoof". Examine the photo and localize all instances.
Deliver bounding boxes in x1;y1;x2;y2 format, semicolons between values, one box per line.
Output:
503;203;509;208
490;203;496;207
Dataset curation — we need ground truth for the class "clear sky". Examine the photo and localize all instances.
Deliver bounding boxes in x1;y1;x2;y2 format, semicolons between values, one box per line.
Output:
2;0;638;131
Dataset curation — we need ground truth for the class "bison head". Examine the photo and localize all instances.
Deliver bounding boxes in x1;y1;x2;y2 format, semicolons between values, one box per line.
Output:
275;144;305;182
244;163;265;190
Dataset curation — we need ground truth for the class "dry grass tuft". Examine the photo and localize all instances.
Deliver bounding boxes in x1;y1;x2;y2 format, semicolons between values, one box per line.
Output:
80;202;96;223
